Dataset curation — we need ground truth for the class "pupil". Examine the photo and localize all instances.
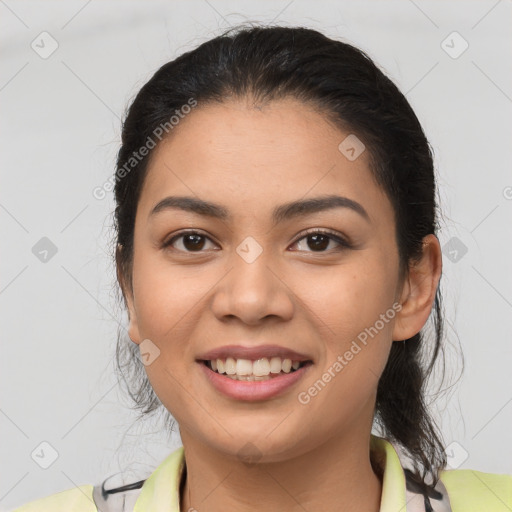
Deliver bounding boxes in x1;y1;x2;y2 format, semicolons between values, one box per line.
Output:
308;234;329;251
184;234;205;251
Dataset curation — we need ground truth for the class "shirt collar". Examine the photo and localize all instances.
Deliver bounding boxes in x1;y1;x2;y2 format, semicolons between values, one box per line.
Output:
134;434;408;512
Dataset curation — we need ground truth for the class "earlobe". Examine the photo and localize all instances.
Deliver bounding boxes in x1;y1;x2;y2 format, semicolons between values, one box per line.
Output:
125;292;141;345
392;234;442;342
116;244;141;345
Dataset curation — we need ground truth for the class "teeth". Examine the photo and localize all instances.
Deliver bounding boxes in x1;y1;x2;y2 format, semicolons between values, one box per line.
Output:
208;357;305;377
236;358;253;375
269;356;282;374
253;358;270;376
225;357;236;375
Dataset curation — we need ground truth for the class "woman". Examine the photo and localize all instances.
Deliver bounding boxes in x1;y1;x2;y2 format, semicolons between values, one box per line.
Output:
13;25;511;512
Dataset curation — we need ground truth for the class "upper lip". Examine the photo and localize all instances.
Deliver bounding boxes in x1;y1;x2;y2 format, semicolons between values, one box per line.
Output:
197;344;313;362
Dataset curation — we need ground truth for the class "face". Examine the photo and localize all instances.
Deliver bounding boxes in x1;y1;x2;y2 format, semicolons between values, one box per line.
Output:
122;97;414;462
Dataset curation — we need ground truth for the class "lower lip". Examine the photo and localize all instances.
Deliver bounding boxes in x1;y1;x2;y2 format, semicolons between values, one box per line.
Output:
198;362;312;401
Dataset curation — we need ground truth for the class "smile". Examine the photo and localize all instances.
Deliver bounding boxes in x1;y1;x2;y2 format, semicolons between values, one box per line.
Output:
203;357;311;381
198;357;313;401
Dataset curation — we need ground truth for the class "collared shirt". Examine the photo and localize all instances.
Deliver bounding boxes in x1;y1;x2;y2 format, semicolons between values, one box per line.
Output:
12;435;512;511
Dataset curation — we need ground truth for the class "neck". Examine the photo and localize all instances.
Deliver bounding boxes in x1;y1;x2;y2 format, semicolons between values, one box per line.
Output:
179;427;382;512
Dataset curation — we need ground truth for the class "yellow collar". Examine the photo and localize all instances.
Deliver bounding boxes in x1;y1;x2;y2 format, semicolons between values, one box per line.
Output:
133;434;410;512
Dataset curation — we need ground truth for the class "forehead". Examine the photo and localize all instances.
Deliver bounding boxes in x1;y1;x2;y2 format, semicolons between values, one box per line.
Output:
137;98;393;226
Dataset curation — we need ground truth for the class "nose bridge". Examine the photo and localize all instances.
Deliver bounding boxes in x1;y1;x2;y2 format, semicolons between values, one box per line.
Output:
210;238;294;324
232;246;274;295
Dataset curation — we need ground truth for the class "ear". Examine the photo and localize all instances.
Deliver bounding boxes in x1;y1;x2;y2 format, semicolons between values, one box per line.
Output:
116;244;142;345
392;234;442;342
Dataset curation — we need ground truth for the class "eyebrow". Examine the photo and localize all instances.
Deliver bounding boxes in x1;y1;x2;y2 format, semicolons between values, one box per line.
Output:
149;194;370;224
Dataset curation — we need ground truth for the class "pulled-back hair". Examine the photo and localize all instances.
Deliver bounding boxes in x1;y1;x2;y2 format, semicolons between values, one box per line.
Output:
113;24;448;494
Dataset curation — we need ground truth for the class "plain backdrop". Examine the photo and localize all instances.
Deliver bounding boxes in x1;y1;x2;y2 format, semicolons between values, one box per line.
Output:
1;1;511;510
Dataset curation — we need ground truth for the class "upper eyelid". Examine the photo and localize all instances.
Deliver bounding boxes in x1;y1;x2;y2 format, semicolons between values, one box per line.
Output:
164;230;219;249
292;228;348;243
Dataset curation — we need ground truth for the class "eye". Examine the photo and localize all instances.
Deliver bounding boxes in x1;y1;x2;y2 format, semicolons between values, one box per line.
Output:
162;228;351;254
289;229;351;253
162;230;218;252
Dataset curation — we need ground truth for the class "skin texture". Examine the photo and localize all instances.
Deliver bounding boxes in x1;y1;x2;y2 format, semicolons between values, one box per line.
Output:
120;97;442;512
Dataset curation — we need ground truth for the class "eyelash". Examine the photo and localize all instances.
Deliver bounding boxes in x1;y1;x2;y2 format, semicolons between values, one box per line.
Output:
162;228;352;254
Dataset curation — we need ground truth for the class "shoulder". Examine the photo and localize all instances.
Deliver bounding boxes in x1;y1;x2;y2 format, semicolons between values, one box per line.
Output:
8;447;185;512
9;484;97;512
440;468;512;511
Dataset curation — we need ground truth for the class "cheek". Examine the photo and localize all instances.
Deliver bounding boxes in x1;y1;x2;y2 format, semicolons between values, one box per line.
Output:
292;251;398;420
296;255;398;347
131;249;204;340
294;266;397;432
130;253;203;417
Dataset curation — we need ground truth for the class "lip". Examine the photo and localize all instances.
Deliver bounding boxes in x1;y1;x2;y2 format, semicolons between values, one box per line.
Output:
196;344;313;362
198;360;313;401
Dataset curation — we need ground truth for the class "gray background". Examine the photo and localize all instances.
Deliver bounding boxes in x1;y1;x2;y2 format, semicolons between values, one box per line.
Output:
1;1;511;510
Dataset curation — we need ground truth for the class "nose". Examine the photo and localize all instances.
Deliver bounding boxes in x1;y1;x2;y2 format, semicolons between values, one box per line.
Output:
210;250;295;326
